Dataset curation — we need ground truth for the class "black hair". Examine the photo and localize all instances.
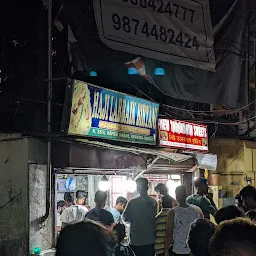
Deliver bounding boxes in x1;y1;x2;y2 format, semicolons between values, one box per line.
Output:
116;196;127;206
136;178;148;192
214;205;244;224
161;195;172;208
209;218;256;256
57;200;67;208
56;220;116;256
155;183;168;195
188;219;215;256
194;177;208;188
240;186;256;201
113;223;126;243
76;190;87;200
95;190;107;204
175;185;187;202
64;192;74;203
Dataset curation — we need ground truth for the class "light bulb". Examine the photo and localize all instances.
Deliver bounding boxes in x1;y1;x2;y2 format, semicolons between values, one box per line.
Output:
99;175;110;191
126;179;136;193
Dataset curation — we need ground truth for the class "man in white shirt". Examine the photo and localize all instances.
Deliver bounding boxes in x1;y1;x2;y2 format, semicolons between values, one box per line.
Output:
123;178;157;256
165;186;203;256
60;190;88;229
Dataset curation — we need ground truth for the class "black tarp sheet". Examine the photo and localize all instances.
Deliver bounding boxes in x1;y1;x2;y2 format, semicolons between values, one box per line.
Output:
61;0;248;108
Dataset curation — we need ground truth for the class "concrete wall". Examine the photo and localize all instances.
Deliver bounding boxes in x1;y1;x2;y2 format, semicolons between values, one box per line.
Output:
0;137;51;256
0;138;29;256
209;139;256;198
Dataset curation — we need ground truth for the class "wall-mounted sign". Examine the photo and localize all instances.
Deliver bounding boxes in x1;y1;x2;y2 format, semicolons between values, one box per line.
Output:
68;80;159;145
93;0;215;71
158;119;208;152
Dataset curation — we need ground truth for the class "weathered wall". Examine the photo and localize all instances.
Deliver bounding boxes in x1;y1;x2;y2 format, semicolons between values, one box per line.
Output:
209;139;256;198
0;137;51;256
0;138;29;256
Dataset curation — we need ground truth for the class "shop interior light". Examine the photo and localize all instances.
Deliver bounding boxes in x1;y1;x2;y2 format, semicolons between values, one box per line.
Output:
127;67;138;75
89;71;98;77
154;68;165;76
126;178;136;193
170;174;181;180
99;175;110;191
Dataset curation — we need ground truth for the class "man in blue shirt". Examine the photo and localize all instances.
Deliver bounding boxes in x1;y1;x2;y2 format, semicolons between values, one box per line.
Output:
110;197;128;223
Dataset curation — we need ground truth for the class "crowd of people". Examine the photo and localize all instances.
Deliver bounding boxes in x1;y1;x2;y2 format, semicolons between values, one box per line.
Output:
56;177;256;256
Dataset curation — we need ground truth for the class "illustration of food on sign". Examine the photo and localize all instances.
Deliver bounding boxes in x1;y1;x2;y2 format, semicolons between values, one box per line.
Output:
68;81;92;135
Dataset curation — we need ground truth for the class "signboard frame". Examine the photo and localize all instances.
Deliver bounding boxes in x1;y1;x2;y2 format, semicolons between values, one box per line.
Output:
158;118;208;152
62;80;159;145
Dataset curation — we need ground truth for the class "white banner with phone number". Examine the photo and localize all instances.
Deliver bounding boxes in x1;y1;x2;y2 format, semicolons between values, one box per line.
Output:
93;0;216;72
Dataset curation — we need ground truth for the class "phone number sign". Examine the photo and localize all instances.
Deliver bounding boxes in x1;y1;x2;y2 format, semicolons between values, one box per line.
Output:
93;0;215;71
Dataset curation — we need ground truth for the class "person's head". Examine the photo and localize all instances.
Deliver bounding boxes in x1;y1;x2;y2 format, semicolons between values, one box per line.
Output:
56;220;116;256
76;190;87;206
136;178;148;195
188;219;215;256
161;195;172;209
240;186;256;211
64;192;75;207
214;205;244;224
175;186;187;204
113;223;126;244
115;197;128;213
57;200;67;214
95;190;107;208
246;210;256;222
194;177;208;195
155;183;168;196
209;218;256;256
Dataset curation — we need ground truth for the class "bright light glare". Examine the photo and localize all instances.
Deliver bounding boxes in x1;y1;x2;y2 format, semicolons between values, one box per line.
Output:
99;176;110;191
194;176;199;181
167;179;181;199
126;179;136;193
170;174;181;180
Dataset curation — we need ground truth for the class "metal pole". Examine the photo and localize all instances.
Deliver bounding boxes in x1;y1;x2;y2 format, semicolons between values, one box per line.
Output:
40;0;53;233
47;0;53;245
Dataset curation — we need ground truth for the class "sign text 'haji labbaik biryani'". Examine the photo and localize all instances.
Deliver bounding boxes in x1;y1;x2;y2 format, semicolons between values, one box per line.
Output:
68;80;159;145
158;119;208;152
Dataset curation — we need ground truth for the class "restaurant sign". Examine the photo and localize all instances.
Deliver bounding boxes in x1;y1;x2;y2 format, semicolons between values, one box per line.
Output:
68;80;159;145
158;119;208;152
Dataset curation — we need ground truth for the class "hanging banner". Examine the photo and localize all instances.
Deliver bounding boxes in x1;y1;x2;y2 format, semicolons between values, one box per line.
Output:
158;119;208;152
67;80;159;145
93;0;215;71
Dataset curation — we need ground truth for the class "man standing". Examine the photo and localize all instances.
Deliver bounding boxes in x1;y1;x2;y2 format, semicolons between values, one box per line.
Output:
165;186;203;256
186;177;217;219
155;195;173;256
56;200;67;233
240;185;256;212
110;196;128;223
86;190;114;229
123;178;157;256
64;192;75;207
155;183;178;212
60;190;88;229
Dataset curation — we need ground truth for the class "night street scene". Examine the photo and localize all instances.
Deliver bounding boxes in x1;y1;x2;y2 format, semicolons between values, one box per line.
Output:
1;0;256;255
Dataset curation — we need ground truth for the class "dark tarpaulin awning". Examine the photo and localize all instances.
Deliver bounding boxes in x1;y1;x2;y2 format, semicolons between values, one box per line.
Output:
60;0;248;108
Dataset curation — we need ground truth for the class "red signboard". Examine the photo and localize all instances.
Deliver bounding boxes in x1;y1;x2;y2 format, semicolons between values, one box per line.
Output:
158;119;208;152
